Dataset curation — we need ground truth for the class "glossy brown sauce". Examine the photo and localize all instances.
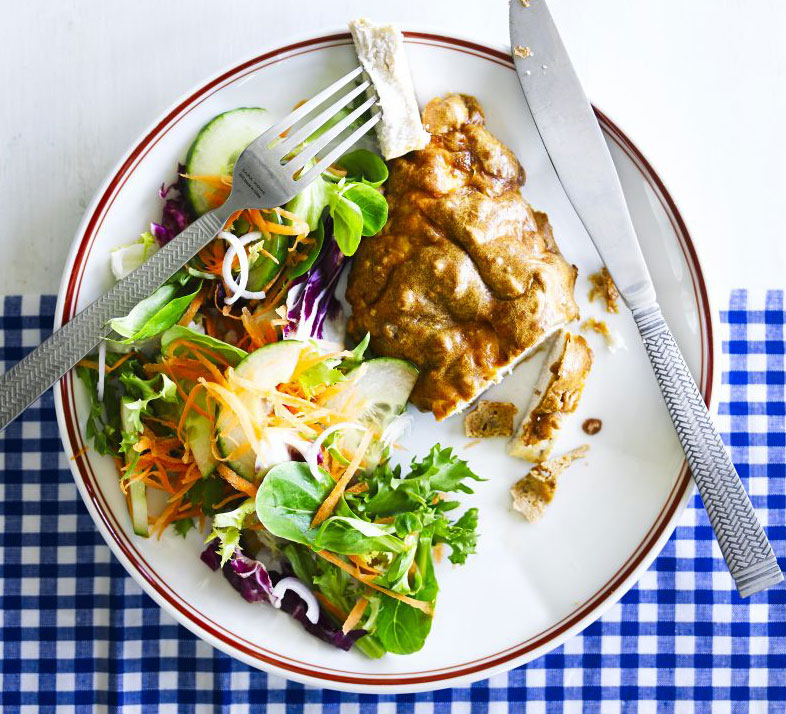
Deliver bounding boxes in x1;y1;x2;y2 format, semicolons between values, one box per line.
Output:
346;94;579;419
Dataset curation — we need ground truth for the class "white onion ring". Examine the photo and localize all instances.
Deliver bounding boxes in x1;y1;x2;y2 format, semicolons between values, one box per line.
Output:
271;577;320;624
97;341;107;401
221;231;267;305
306;422;367;483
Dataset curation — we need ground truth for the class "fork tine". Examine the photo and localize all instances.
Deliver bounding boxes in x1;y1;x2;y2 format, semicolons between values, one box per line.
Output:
254;67;364;146
296;112;382;188
275;80;373;156
286;96;379;176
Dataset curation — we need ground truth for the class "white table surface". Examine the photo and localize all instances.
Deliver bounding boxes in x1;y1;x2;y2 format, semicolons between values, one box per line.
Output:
1;0;783;299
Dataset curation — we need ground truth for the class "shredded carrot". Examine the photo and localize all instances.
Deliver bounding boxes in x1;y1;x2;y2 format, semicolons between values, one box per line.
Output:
245;209;268;233
181;173;232;189
181;174;231;208
77;351;135;374
151;494;186;537
213;492;247;510
189;350;229;387
373;516;395;525
169;339;231;367
199;240;227;275
433;543;444;564
311;428;374;528
142;415;180;432
178;288;207;327
217;463;257;498
201;381;262;452
176;382;207;440
345;482;369;495
314;592;348;622
348;555;382;576
240;307;277;349
342;597;369;634
316;550;434;616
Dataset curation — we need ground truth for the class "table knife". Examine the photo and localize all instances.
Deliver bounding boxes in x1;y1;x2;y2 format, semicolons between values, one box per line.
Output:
510;0;782;596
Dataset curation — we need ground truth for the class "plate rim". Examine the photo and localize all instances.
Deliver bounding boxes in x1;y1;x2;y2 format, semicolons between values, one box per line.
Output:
52;28;717;693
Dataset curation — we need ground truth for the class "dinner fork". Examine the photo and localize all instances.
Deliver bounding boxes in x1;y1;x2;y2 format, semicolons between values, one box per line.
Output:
0;67;380;431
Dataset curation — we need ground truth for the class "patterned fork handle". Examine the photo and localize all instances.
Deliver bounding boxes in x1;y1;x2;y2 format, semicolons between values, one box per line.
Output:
634;305;783;597
0;205;232;431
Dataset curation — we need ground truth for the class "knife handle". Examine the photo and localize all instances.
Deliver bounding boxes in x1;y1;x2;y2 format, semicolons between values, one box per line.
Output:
0;206;231;431
633;304;782;597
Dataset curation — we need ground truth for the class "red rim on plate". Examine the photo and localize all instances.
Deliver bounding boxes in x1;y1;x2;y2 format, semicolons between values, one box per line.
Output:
54;32;712;688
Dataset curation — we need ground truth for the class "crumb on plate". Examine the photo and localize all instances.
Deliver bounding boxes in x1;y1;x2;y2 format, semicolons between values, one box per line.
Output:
582;418;602;435
465;400;518;438
510;445;589;522
588;267;620;313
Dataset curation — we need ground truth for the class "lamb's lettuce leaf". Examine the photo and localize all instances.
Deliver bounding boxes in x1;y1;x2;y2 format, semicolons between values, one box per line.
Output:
108;274;201;343
334;149;389;187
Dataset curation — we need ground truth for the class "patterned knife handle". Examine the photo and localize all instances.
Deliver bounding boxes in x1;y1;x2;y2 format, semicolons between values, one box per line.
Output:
634;304;783;597
0;206;231;432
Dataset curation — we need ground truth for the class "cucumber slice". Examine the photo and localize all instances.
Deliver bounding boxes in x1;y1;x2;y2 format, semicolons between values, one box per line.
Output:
184;410;217;478
121;398;149;537
323;358;418;427
184;108;269;216
128;481;149;537
216;340;304;480
323;358;418;470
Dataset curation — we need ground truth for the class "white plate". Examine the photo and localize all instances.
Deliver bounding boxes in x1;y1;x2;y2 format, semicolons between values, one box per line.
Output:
54;29;715;693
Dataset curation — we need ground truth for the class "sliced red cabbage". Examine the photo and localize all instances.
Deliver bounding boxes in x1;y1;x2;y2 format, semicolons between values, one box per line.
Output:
284;221;347;341
200;540;365;651
152;165;191;245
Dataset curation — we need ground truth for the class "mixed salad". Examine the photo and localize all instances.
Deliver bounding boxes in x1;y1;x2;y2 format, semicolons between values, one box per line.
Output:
77;107;481;657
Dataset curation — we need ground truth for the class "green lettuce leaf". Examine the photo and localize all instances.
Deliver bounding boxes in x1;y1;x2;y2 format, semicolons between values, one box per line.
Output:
108;275;201;343
433;508;479;565
357;445;483;518
297;361;345;398
208;498;256;565
174;518;195;538
110;231;158;280
314;516;405;555
76;364;122;456
160;325;247;366
334;149;389;187
343;183;388;237
118;372;178;436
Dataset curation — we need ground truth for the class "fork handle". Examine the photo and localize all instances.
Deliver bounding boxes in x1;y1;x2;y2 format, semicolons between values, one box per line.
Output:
0;205;233;431
633;304;783;597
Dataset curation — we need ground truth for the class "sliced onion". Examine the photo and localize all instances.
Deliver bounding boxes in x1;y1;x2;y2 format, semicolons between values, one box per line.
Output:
306;422;367;483
221;231;267;305
271;577;320;624
380;413;413;452
97;341;107;401
254;428;311;473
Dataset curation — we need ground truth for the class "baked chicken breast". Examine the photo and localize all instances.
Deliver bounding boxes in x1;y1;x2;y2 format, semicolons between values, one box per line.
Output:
346;94;579;419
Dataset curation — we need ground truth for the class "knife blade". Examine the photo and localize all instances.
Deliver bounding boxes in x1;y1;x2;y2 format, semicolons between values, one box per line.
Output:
510;0;656;312
509;0;783;597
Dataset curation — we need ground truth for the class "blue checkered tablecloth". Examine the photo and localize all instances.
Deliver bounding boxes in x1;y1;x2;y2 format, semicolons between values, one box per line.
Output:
0;291;784;713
